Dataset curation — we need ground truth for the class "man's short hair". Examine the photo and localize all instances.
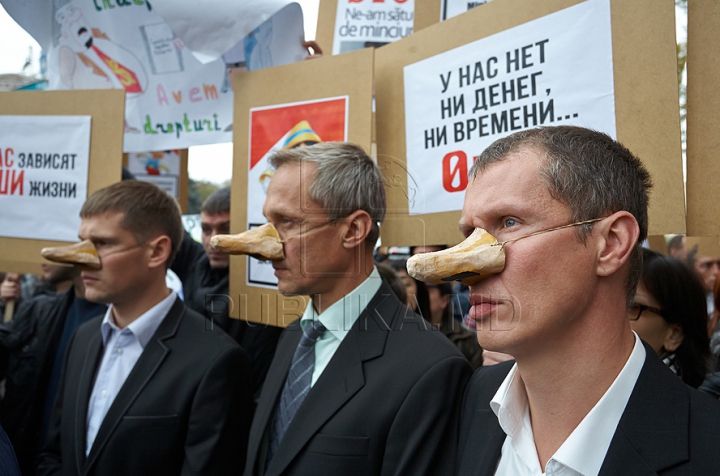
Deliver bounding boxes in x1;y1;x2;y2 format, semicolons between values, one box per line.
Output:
201;186;230;215
667;234;685;253
469;126;652;301
269;142;386;244
80;181;183;267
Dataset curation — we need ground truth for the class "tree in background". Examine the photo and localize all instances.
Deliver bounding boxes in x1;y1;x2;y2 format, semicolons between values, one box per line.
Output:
187;178;221;214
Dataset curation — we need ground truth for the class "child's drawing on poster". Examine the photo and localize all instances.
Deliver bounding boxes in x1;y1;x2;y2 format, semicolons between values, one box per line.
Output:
246;97;348;287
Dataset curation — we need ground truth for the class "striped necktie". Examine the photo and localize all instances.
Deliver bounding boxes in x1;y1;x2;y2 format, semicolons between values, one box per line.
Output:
266;319;326;464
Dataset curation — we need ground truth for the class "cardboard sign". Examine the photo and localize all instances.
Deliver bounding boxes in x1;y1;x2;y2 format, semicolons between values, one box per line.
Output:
441;0;494;21
0;90;124;274
414;0;495;31
230;48;373;326
686;1;720;236
0;115;91;241
404;0;615;215
127;149;182;198
247;97;349;289
686;237;720;259
151;0;293;64
317;0;415;55
646;235;668;255
375;0;684;247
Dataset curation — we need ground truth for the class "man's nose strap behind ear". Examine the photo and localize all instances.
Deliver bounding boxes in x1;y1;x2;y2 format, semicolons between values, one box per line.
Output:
41;239;101;270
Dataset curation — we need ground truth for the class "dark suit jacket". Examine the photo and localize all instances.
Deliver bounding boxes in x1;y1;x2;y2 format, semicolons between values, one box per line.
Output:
457;342;720;475
172;231;283;399
0;423;21;476
38;298;253;476
244;282;472;476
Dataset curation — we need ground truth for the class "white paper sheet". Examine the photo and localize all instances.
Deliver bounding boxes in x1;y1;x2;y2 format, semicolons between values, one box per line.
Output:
403;0;615;215
22;1;307;152
440;0;494;21
332;0;414;55
0;115;91;242
151;0;294;64
127;150;181;198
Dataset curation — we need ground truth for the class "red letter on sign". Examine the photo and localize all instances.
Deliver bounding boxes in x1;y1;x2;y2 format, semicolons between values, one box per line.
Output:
442;151;468;192
2;148;14;168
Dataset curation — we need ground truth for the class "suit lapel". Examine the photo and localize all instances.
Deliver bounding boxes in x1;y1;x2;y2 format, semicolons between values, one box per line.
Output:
265;284;398;476
599;342;689;476
84;298;184;472
458;409;505;476
74;330;103;475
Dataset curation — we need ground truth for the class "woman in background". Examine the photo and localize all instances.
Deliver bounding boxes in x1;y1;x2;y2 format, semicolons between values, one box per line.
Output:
630;248;709;388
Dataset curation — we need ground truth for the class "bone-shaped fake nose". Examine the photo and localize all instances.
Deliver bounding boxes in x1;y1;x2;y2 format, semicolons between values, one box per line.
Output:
407;228;505;286
210;222;284;261
41;239;101;270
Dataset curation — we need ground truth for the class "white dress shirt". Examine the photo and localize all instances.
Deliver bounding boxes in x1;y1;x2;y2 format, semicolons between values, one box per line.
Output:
491;332;646;476
301;267;382;386
85;291;176;455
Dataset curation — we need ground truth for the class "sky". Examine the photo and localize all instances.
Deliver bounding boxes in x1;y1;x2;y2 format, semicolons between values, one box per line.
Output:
1;1;685;184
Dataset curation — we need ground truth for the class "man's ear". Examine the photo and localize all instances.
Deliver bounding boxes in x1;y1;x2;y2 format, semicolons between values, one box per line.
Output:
146;235;172;269
595;211;639;277
663;323;685;353
341;210;373;249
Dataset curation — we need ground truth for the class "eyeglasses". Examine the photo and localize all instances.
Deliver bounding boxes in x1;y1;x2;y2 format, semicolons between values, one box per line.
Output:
627;302;664;321
280;218;341;242
492;217;607;249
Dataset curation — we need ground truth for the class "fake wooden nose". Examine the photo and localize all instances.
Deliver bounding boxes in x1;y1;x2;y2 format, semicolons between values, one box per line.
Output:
41;239;101;270
407;228;505;286
210;223;284;261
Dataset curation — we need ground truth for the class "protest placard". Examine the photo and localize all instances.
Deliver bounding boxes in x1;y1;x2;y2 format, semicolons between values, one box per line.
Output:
0;115;90;242
414;0;495;31
3;0;307;153
230;48;373;325
246;97;348;289
376;0;684;247
127;149;182;200
0;90;124;273
317;0;415;55
686;1;720;237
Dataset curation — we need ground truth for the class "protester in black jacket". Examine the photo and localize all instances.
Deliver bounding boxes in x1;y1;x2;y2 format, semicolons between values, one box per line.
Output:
0;270;106;475
171;187;281;398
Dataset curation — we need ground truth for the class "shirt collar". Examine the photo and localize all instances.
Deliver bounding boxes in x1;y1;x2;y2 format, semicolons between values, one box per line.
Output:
490;332;646;475
301;267;382;342
101;291;177;348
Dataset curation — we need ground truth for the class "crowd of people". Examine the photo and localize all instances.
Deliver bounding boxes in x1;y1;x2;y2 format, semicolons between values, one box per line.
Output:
0;126;719;475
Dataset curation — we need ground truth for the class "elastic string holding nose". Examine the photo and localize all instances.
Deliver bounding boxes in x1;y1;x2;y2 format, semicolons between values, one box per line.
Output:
492;217;607;250
279;218;341;244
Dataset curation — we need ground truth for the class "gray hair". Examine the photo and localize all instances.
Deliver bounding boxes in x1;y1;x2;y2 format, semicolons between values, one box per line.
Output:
269;142;386;244
469;126;652;302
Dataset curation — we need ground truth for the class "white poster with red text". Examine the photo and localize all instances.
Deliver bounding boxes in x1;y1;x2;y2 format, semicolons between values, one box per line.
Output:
404;0;615;215
0;115;91;241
